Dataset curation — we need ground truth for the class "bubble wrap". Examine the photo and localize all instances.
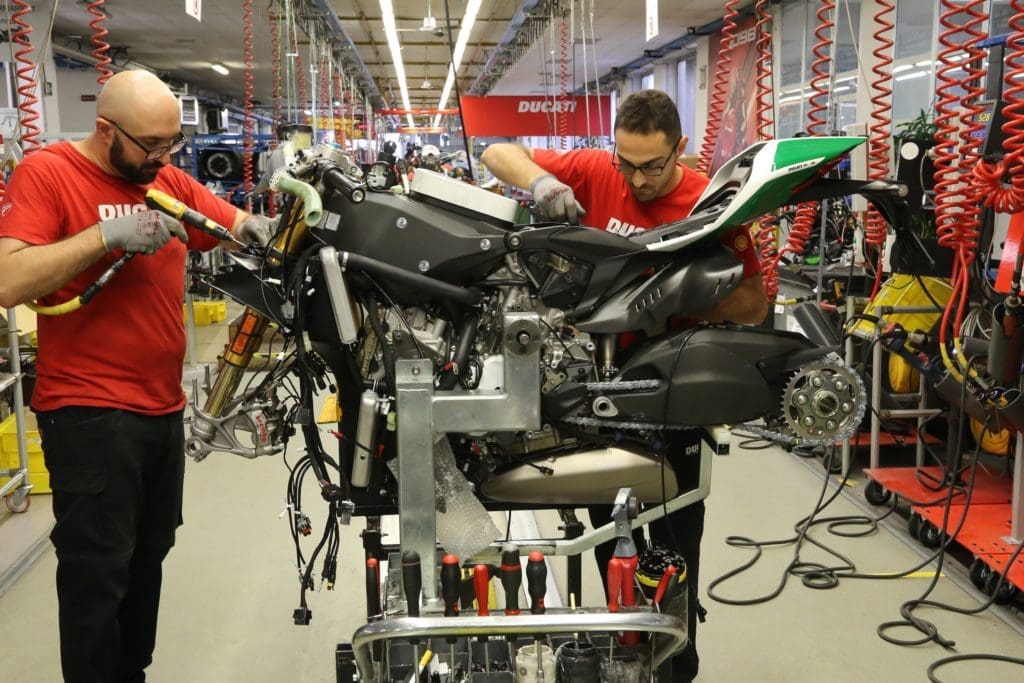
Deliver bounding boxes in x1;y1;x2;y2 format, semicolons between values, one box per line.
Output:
387;436;501;561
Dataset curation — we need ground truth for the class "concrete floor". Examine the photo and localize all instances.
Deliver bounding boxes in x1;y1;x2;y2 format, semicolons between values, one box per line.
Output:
1;310;1023;682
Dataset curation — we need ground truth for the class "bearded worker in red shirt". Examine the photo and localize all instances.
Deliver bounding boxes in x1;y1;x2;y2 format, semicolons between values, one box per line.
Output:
0;70;273;682
482;89;768;683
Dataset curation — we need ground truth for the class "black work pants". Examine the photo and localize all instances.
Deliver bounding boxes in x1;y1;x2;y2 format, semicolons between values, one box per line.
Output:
37;406;186;683
589;431;705;683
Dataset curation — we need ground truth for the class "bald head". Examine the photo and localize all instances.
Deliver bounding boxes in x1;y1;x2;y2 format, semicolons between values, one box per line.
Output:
97;70;180;132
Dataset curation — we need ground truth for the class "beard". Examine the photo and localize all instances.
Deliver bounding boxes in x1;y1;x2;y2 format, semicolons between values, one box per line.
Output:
110;135;164;185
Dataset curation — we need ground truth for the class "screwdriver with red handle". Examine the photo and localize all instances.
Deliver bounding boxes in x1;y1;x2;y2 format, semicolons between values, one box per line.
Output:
473;564;492;673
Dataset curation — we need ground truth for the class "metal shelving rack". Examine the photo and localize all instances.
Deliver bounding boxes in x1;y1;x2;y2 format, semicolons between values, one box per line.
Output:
1;307;30;512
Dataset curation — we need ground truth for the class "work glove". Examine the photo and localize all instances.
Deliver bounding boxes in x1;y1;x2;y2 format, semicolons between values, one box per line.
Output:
235;214;277;247
98;210;188;255
529;173;586;224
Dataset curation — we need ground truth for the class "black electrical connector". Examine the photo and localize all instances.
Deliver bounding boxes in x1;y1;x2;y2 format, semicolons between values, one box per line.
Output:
323;557;337;590
293;606;312;625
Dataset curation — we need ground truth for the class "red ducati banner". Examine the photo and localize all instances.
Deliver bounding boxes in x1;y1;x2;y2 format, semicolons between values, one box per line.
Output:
459;95;613;137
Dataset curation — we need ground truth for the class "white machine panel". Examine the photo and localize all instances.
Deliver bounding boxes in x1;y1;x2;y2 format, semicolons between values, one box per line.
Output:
410;169;519;224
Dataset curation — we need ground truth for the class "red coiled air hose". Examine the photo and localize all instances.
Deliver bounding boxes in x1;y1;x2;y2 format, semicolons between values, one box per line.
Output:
974;0;1024;214
934;0;989;344
334;69;346;147
267;10;282;218
296;52;307;120
752;0;779;300
242;0;256;207
698;0;740;175
11;0;41;154
773;0;835;272
865;0;895;297
753;0;774;143
87;0;113;84
558;14;569;147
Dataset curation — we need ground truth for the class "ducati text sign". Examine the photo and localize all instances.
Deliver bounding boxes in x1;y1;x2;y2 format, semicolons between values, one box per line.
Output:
459;95;613;137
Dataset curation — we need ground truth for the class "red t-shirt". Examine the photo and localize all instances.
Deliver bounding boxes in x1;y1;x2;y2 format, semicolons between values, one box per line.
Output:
532;147;760;277
0;142;237;414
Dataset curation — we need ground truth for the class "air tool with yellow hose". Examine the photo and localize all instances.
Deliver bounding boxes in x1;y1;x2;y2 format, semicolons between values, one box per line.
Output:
26;209;189;316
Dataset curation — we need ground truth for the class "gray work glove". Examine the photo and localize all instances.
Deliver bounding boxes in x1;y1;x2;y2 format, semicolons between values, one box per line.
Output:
235;214;277;247
529;173;586;224
98;210;188;254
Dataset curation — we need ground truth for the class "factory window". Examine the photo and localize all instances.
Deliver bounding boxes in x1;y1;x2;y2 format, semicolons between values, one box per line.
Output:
894;0;937;60
677;55;697;153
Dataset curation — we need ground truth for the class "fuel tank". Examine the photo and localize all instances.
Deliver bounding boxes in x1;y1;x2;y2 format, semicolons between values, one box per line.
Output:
314;171;514;285
480;447;679;505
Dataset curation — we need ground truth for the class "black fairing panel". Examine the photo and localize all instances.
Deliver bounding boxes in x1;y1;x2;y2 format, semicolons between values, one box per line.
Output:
605;325;823;426
577;246;744;333
315;192;509;284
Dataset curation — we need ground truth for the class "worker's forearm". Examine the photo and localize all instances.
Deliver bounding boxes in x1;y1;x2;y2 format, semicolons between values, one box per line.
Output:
0;226;107;307
480;144;549;191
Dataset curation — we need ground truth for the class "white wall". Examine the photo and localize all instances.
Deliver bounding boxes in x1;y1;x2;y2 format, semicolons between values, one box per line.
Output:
55;66;103;136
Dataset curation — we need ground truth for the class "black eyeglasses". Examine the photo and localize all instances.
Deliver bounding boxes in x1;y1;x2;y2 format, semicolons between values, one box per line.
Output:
103;117;187;160
611;136;682;177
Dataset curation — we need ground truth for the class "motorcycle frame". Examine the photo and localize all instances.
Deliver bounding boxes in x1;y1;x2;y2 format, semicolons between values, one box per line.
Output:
393;314;714;607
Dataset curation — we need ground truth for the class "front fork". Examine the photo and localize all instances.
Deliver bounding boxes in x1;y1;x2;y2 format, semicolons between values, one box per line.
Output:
186;306;273;460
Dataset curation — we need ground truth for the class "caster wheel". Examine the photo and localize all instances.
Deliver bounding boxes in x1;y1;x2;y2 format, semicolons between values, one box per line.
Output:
908;512;923;539
4;492;30;513
983;572;1018;605
970;558;992;590
822;451;842;474
864;480;892;506
918;520;944;548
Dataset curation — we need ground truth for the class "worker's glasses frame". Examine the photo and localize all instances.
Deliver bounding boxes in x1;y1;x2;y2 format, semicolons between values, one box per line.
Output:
103;117;187;160
611;136;682;177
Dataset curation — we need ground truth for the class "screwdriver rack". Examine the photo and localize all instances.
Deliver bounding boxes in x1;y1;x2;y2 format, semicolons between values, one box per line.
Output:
349;607;686;682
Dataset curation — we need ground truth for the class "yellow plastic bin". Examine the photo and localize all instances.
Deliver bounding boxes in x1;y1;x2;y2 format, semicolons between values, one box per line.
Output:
0;409;50;494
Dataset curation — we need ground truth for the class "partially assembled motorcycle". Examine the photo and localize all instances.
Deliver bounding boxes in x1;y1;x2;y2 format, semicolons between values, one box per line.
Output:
173;136;904;681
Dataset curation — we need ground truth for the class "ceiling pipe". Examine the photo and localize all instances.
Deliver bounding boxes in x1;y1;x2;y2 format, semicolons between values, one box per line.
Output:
308;0;384;108
467;0;545;95
573;15;728;95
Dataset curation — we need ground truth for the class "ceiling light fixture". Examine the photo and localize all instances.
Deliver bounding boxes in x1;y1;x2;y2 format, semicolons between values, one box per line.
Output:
379;0;415;127
433;0;482;128
211;63;230;75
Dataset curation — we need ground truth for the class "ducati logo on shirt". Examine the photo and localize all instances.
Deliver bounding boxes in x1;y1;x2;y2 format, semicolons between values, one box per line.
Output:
605;217;648;236
98;203;147;221
1;202;12;217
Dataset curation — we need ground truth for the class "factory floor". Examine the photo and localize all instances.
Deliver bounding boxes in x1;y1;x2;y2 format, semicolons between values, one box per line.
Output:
1;311;1023;682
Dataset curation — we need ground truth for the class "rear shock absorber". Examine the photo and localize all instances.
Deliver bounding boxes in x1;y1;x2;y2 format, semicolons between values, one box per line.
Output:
865;0;895;297
974;0;1024;214
11;0;41;154
698;0;740;175
87;0;113;84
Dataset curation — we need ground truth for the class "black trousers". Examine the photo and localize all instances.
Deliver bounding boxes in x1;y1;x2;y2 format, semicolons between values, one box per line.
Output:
37;406;185;683
589;432;705;683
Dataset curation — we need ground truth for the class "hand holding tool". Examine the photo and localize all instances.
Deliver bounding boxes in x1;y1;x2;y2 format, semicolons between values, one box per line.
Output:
526;551;547;615
144;188;245;246
500;543;522;616
529;173;586;224
98;209;188;254
235;213;277;246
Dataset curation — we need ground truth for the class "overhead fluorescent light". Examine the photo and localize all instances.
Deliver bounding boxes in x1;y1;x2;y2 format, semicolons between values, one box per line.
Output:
895;70;927;82
893;64;914;73
210;63;229;75
379;0;415;127
433;0;482;128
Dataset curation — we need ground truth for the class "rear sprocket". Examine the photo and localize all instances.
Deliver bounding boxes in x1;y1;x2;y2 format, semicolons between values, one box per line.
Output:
779;358;866;445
